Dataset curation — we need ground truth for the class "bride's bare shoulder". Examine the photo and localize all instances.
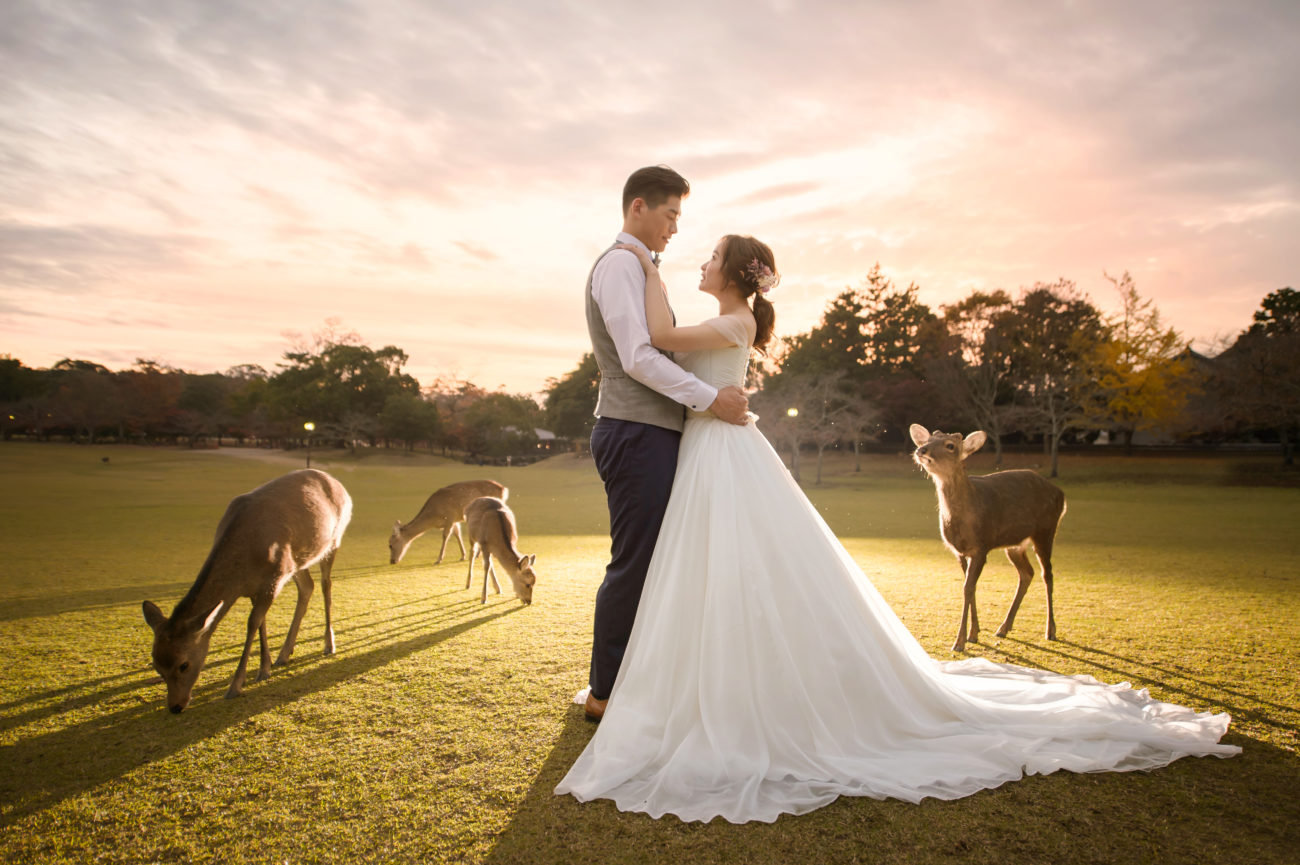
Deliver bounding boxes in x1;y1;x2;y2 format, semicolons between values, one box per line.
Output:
703;312;756;347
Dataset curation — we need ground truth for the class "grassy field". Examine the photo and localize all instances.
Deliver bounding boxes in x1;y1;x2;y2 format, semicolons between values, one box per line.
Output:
0;442;1297;864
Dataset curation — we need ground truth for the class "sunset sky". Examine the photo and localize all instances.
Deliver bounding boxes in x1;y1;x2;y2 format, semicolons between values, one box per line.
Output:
3;1;1297;397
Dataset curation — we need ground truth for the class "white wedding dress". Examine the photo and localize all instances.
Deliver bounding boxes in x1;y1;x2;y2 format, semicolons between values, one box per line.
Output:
555;317;1239;824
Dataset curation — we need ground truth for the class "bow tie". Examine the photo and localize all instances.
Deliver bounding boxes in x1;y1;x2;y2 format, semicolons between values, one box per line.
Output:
651;252;661;267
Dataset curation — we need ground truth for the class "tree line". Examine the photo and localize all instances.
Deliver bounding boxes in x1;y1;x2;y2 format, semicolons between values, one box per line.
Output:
0;328;545;463
543;273;1298;478
4;279;1296;474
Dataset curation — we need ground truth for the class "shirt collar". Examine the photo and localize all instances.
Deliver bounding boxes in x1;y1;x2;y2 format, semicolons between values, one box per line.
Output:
615;232;650;254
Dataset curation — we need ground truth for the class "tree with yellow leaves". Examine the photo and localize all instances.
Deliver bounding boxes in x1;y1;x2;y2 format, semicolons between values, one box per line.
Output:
1087;271;1192;452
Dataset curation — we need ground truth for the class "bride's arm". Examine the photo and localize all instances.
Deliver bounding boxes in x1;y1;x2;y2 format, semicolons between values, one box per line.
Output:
618;245;736;352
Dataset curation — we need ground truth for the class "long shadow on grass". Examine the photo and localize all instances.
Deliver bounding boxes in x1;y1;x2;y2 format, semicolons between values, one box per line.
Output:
0;596;492;733
0;588;482;732
1054;638;1300;719
994;636;1299;734
483;702;1300;865
0;559;408;623
0;581;196;622
0;599;524;828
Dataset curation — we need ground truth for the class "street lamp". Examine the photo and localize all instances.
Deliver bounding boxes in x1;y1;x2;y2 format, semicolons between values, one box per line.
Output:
304;421;315;468
785;408;800;481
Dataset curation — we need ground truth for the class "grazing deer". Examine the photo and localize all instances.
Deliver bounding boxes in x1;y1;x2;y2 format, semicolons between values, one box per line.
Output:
389;479;508;565
141;469;352;713
464;496;536;605
910;424;1066;652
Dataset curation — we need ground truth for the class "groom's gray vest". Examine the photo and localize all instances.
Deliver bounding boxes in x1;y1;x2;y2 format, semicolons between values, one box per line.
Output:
585;246;686;432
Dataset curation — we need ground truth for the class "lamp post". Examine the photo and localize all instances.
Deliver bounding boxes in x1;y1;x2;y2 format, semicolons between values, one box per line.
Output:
304;421;315;468
786;408;800;482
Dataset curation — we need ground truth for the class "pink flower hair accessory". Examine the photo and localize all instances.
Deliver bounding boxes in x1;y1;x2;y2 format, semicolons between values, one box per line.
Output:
746;258;779;294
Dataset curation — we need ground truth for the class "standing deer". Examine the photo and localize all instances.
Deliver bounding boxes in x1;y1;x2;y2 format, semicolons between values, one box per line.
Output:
141;469;352;713
464;496;536;605
388;479;508;565
910;424;1066;652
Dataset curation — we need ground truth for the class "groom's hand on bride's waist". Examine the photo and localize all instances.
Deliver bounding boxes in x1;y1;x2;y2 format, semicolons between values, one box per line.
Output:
709;386;750;425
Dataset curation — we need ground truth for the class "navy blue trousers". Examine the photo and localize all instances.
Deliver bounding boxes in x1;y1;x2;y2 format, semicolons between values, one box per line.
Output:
588;417;681;700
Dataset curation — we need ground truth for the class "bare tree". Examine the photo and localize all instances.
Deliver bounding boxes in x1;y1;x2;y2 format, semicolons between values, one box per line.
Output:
328;411;378;456
928;290;1017;466
838;391;881;472
1001;281;1109;477
754;371;846;484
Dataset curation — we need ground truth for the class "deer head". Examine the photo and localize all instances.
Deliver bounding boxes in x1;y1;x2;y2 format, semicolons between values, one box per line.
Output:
910;424;987;479
388;520;411;564
142;600;224;714
509;554;536;605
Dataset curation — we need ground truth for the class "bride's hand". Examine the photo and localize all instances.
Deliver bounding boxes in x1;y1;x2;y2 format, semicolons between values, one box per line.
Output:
614;243;655;273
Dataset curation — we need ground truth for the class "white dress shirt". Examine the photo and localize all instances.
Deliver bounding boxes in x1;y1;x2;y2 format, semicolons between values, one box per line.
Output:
590;232;718;413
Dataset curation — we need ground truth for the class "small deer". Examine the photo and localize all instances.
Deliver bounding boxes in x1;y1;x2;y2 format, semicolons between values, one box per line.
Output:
464;496;536;605
910;424;1066;652
389;479;508;565
141;469;352;713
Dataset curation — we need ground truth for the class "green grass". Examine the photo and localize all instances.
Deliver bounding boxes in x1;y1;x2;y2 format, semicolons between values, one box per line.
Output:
0;442;1297;864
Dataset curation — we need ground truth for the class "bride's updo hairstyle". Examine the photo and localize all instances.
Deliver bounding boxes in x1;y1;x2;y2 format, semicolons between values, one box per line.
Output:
720;235;778;353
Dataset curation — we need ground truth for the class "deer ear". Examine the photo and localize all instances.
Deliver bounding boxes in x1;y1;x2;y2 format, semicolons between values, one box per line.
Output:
527;554;536;566
187;602;224;635
908;424;930;446
392;520;402;531
962;431;987;457
142;600;166;632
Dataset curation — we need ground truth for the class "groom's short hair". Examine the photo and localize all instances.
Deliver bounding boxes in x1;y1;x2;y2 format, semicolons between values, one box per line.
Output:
623;165;690;215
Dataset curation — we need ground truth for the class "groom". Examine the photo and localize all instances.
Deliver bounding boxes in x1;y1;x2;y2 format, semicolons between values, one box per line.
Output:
583;165;749;721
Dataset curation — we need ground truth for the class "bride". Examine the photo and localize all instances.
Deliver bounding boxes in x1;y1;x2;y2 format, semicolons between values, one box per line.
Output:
554;235;1239;824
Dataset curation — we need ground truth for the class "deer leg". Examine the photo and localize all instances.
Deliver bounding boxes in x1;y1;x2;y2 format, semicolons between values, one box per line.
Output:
967;557;984;645
452;522;467;561
952;555;968;651
256;616;272;682
276;568;314;666
319;551;336;655
488;558;502;596
1033;532;1058;641
228;595;274;698
997;545;1035;637
436;523;453;565
953;552;987;652
466;543;478;590
480;553;491;604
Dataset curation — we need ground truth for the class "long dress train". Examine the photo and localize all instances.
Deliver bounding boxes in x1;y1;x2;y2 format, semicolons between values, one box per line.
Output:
555;316;1239;824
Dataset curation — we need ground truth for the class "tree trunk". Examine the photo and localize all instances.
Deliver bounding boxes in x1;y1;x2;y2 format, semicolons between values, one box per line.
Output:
1048;416;1063;478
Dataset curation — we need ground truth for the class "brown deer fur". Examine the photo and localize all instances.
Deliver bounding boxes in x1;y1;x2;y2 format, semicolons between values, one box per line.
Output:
910;424;1066;652
389;480;507;565
141;469;352;712
464;496;536;605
